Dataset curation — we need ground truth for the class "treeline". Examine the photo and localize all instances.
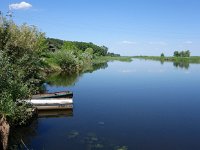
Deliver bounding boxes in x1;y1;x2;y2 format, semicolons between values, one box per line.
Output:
47;38;114;56
107;52;120;57
161;50;191;58
174;50;190;57
46;38;121;72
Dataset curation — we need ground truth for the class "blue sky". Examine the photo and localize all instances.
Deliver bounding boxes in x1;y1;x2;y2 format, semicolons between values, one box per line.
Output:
1;0;200;56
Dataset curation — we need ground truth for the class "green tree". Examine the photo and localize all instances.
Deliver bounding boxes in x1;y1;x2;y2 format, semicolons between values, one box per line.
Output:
185;50;190;57
174;51;179;57
161;53;165;57
173;50;190;57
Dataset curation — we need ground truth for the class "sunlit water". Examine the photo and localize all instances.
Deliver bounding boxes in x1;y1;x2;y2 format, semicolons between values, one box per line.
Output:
10;59;200;150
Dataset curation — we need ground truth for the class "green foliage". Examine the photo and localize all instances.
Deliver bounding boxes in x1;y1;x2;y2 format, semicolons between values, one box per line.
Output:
161;53;165;57
85;48;94;55
47;38;108;56
80;49;93;63
0;15;47;126
107;52;120;57
45;38;124;73
174;50;190;57
47;38;64;51
52;50;81;72
174;51;179;57
49;41;98;72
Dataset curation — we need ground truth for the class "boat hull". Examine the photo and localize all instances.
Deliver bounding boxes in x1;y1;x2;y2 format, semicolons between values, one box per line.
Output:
32;91;73;99
36;104;73;110
25;98;73;110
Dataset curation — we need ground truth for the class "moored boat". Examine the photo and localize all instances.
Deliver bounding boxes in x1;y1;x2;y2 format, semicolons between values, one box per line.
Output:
26;98;73;110
25;91;73;110
35;103;73;110
32;91;73;99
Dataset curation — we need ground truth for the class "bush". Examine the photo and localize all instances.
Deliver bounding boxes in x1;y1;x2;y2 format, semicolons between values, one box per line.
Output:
0;15;47;126
53;50;81;72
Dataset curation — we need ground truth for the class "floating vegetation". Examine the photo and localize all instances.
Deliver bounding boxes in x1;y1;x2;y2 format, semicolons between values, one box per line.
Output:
94;143;104;149
116;146;128;150
67;130;80;139
81;132;105;150
67;130;128;150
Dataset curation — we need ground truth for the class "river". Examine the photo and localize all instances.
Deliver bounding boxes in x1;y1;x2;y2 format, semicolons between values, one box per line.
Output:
10;59;200;150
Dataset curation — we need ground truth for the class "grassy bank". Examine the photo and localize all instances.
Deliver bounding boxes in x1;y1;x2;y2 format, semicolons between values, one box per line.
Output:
93;56;133;64
133;56;200;64
45;56;133;72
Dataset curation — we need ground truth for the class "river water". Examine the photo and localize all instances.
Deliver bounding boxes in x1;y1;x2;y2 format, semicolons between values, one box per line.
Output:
10;59;200;150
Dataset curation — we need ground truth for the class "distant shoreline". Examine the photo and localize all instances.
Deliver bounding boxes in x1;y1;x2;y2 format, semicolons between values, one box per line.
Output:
132;56;200;64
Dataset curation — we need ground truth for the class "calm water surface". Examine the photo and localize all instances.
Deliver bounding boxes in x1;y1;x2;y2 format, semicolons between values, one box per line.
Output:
11;59;200;150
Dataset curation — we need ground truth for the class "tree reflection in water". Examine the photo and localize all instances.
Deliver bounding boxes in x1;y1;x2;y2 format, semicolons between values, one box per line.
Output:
46;62;108;86
159;60;190;69
173;61;190;69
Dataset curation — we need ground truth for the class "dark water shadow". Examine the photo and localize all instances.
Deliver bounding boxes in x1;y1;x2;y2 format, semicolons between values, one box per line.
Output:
8;119;39;150
8;109;74;149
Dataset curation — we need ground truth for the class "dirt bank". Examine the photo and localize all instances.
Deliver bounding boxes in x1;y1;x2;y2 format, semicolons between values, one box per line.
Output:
0;116;10;150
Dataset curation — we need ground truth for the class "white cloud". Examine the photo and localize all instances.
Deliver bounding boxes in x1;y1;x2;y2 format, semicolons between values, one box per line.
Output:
148;41;167;46
9;2;32;10
122;40;137;45
185;41;193;44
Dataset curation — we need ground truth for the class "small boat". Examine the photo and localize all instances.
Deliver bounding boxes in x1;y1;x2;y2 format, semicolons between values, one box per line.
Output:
26;98;73;110
25;91;73;110
35;103;73;110
32;91;73;99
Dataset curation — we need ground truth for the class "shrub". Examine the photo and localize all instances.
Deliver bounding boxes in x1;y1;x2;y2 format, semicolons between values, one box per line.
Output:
161;53;165;57
0;15;47;126
53;50;81;72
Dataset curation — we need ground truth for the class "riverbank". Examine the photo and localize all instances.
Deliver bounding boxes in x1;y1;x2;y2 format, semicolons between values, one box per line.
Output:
0;116;9;150
44;56;133;73
133;56;200;64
